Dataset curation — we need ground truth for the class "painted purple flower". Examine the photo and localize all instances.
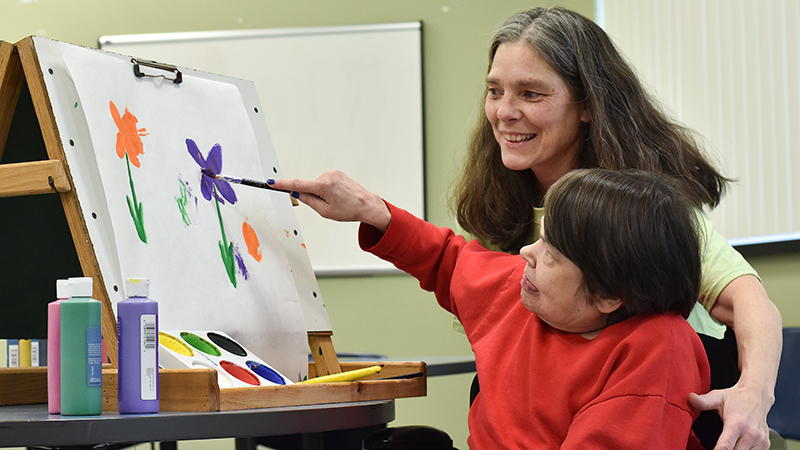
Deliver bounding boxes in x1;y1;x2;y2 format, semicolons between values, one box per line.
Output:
186;139;237;205
186;138;241;287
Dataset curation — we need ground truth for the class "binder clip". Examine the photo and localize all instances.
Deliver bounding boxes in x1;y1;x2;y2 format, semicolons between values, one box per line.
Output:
131;58;183;84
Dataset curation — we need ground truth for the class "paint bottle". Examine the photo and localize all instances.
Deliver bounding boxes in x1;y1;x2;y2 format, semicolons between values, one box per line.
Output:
60;277;102;415
47;279;69;414
117;278;159;413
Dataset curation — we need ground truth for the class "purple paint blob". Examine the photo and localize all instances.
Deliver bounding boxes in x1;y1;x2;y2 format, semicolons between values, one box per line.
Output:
234;244;249;280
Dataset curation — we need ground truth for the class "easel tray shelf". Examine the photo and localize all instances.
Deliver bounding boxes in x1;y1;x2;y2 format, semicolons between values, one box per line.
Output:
103;361;426;412
1;361;425;411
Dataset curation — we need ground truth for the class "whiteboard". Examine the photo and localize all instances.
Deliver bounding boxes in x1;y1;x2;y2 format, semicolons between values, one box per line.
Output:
100;23;425;275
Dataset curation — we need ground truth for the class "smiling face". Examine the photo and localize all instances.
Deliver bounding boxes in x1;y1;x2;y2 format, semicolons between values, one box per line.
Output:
485;42;590;192
519;221;619;338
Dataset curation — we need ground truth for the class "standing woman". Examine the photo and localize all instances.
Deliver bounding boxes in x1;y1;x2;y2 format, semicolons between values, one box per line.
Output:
451;7;781;450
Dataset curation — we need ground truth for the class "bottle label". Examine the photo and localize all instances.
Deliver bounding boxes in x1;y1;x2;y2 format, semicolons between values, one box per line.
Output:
140;314;157;400
31;341;40;367
87;327;102;387
8;342;19;367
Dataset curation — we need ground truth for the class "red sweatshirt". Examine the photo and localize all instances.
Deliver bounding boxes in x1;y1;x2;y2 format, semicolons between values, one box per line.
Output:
359;203;710;449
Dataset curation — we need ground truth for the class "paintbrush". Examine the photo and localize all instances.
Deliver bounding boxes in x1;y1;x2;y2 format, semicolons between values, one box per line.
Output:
201;168;299;205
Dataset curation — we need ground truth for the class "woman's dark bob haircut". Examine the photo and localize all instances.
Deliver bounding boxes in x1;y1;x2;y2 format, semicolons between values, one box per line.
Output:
543;168;702;319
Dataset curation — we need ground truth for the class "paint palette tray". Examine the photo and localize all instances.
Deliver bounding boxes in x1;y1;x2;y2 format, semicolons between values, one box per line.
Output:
158;330;293;388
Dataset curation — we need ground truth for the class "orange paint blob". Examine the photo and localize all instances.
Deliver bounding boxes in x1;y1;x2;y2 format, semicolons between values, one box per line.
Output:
242;219;263;262
110;100;148;167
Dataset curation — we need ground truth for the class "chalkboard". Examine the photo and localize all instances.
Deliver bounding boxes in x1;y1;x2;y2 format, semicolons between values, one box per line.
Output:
100;22;425;276
0;85;84;341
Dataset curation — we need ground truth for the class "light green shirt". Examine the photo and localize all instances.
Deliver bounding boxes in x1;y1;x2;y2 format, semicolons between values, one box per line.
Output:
688;210;759;337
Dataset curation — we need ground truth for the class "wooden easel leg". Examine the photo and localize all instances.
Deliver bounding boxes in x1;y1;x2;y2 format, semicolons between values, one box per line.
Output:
0;41;25;160
308;331;341;376
14;37;119;367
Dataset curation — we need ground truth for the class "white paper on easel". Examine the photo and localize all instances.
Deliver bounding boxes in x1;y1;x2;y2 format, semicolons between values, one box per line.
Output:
61;45;307;381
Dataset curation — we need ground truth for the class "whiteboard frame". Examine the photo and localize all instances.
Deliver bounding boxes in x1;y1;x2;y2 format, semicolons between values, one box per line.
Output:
99;22;426;277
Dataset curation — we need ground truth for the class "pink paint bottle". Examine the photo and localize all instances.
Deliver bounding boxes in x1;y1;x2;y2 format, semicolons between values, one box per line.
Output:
47;279;68;414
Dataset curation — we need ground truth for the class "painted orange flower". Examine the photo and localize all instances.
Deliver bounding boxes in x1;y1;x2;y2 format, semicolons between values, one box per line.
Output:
110;100;148;243
110;101;148;167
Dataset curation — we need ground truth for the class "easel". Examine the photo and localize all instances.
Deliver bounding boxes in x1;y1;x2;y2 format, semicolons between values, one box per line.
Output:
1;36;425;411
0;37;342;375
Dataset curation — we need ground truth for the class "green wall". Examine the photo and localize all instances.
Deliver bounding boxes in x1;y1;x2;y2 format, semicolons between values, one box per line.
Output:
749;251;800;327
5;1;798;449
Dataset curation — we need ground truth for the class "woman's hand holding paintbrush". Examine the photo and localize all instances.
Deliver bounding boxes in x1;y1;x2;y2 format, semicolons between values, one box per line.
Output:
269;170;392;233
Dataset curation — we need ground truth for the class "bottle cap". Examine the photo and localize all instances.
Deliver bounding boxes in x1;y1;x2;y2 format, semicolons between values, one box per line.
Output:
125;278;150;298
68;277;93;297
56;279;70;299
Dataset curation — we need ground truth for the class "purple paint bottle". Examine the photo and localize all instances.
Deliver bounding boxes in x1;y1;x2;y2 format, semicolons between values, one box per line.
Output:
117;278;159;413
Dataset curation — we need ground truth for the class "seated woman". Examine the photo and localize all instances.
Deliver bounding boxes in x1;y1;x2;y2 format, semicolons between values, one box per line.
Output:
272;168;710;449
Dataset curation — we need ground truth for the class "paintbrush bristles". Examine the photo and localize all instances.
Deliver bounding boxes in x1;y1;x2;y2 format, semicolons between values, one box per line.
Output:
201;168;216;178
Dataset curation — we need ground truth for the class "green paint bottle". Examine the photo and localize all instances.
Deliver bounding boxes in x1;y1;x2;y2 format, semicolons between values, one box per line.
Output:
60;277;103;415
